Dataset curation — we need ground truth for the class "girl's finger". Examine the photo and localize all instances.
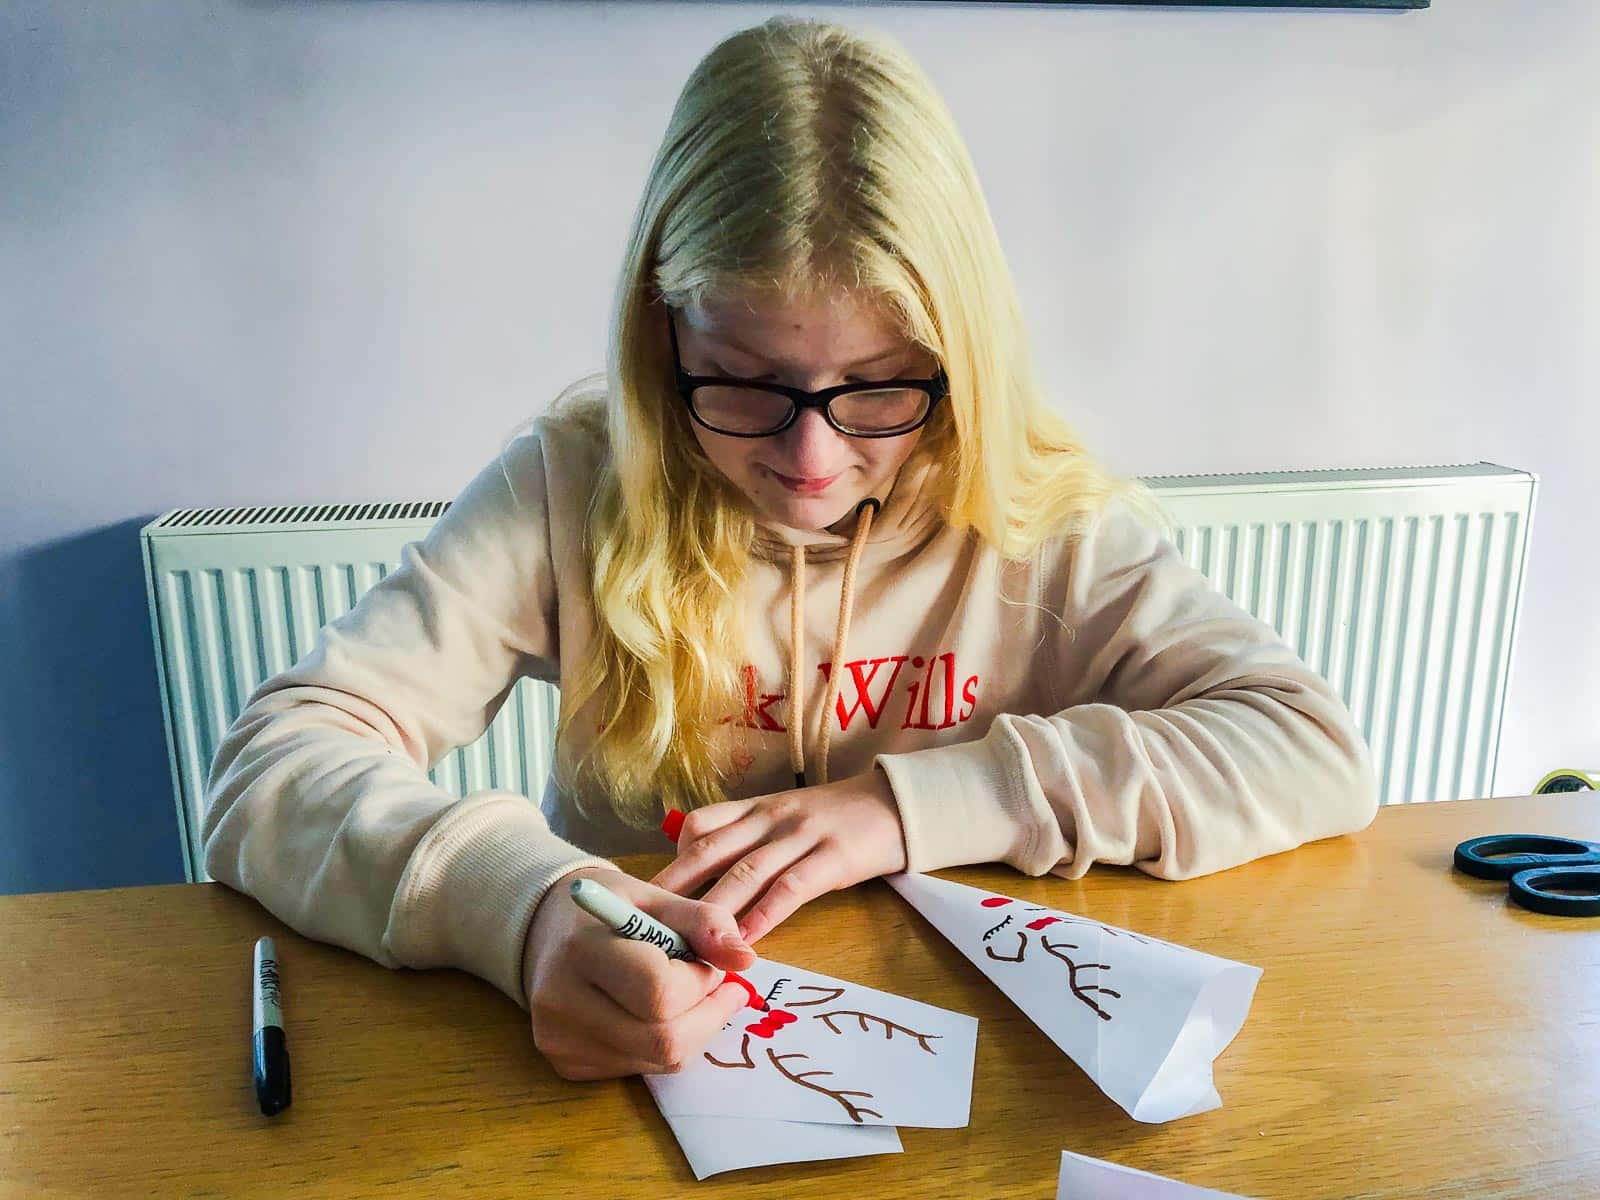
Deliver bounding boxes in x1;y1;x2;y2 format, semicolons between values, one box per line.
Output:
640;889;757;971
554;979;670;1065
698;835;813;921
530;983;648;1080
735;846;848;944
574;928;724;1022
651;808;774;895
672;978;755;1060
548;1055;638;1082
571;978;744;1073
671;798;757;845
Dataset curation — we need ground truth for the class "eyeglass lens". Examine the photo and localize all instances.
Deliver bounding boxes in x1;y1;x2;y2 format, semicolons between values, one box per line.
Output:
692;384;931;436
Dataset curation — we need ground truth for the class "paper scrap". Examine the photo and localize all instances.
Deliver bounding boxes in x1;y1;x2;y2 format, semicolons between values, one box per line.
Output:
887;873;1261;1123
1057;1150;1255;1198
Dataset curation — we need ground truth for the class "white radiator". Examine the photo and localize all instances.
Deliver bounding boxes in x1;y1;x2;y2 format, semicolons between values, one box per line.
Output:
141;502;561;881
143;463;1535;882
1149;463;1535;815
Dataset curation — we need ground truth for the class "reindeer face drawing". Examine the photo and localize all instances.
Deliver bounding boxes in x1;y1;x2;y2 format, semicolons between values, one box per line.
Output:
977;896;1151;1023
702;979;945;1124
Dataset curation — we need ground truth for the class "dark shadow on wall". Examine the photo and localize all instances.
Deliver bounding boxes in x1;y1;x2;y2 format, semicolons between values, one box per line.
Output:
0;518;187;895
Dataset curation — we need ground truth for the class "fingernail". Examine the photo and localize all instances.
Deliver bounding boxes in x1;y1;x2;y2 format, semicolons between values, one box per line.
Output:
722;931;752;953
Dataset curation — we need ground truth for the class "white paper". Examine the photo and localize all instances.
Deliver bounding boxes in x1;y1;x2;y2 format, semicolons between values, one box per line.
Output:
661;1114;901;1180
887;873;1261;1123
1057;1150;1255;1198
646;958;978;1128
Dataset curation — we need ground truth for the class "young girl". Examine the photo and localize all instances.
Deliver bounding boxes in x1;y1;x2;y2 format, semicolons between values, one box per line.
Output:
204;17;1377;1083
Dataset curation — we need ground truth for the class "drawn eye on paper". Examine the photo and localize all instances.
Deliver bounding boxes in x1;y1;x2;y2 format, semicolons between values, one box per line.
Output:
976;896;1132;1022
703;980;945;1124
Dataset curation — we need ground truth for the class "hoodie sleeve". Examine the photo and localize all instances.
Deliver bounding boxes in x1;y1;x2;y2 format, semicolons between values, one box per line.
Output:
875;498;1379;881
201;429;611;1006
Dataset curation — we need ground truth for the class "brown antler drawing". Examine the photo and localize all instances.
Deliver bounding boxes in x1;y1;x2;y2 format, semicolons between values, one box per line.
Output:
704;1034;756;1070
1041;938;1120;1022
812;1010;943;1054
767;1049;883;1123
784;985;846;1008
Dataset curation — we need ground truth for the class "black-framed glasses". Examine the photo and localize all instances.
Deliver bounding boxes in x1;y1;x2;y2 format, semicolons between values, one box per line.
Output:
667;313;948;439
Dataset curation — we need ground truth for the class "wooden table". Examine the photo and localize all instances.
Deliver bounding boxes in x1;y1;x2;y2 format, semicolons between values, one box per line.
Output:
4;793;1599;1198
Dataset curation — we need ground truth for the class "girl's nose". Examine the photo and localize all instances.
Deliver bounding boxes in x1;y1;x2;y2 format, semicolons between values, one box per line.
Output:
775;406;848;477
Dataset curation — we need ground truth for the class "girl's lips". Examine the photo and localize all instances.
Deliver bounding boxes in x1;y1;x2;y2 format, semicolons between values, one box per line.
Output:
770;469;842;495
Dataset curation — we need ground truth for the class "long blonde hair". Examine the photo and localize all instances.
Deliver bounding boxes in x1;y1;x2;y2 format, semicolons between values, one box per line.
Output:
552;16;1163;826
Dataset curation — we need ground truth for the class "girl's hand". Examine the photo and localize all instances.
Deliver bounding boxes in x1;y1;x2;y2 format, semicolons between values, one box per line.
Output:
649;767;908;944
522;866;755;1081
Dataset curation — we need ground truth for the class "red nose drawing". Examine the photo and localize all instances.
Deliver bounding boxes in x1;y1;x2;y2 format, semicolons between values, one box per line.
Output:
980;897;1013;908
745;1008;799;1039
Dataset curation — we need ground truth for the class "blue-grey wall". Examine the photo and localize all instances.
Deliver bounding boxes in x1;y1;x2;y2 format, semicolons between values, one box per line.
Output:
3;0;1596;894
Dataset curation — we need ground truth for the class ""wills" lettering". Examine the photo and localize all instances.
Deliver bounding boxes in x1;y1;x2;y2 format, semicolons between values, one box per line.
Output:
719;651;980;734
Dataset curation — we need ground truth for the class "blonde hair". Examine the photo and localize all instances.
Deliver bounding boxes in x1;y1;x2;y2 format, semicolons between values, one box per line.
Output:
551;16;1165;827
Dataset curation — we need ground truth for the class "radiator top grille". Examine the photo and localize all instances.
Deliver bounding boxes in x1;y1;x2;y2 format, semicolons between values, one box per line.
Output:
1143;461;1522;491
152;500;452;531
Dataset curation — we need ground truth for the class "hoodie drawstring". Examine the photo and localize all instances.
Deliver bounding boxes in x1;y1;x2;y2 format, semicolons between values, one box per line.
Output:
788;496;881;789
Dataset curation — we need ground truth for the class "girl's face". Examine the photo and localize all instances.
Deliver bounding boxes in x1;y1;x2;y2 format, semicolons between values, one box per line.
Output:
675;290;937;533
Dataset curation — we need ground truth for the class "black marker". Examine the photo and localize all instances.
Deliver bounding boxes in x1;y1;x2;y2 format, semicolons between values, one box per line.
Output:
252;936;292;1116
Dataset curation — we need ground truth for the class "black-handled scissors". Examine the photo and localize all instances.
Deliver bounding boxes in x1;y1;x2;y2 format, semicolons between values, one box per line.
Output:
1453;834;1600;917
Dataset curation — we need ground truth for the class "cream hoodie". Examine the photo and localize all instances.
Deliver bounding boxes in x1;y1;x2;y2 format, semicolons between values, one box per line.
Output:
202;410;1378;1006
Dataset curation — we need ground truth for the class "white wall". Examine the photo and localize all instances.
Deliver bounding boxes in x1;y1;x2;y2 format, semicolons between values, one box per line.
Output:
2;0;1595;893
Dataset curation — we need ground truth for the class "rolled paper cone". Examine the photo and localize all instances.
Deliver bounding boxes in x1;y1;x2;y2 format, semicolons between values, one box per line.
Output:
886;872;1262;1123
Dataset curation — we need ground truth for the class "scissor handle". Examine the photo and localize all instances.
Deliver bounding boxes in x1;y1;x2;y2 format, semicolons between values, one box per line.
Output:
1509;867;1600;918
1453;834;1600;880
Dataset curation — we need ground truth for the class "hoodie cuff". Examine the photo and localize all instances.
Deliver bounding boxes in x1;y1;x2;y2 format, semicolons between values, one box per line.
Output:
874;732;1048;874
386;790;613;1007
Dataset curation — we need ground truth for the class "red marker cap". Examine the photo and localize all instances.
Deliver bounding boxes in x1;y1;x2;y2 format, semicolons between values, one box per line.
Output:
661;809;686;843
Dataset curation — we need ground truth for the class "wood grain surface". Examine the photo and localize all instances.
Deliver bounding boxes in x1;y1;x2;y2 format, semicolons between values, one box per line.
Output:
3;793;1599;1199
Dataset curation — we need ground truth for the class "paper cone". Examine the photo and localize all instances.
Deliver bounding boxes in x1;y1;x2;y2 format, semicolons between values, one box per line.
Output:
887;873;1261;1123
